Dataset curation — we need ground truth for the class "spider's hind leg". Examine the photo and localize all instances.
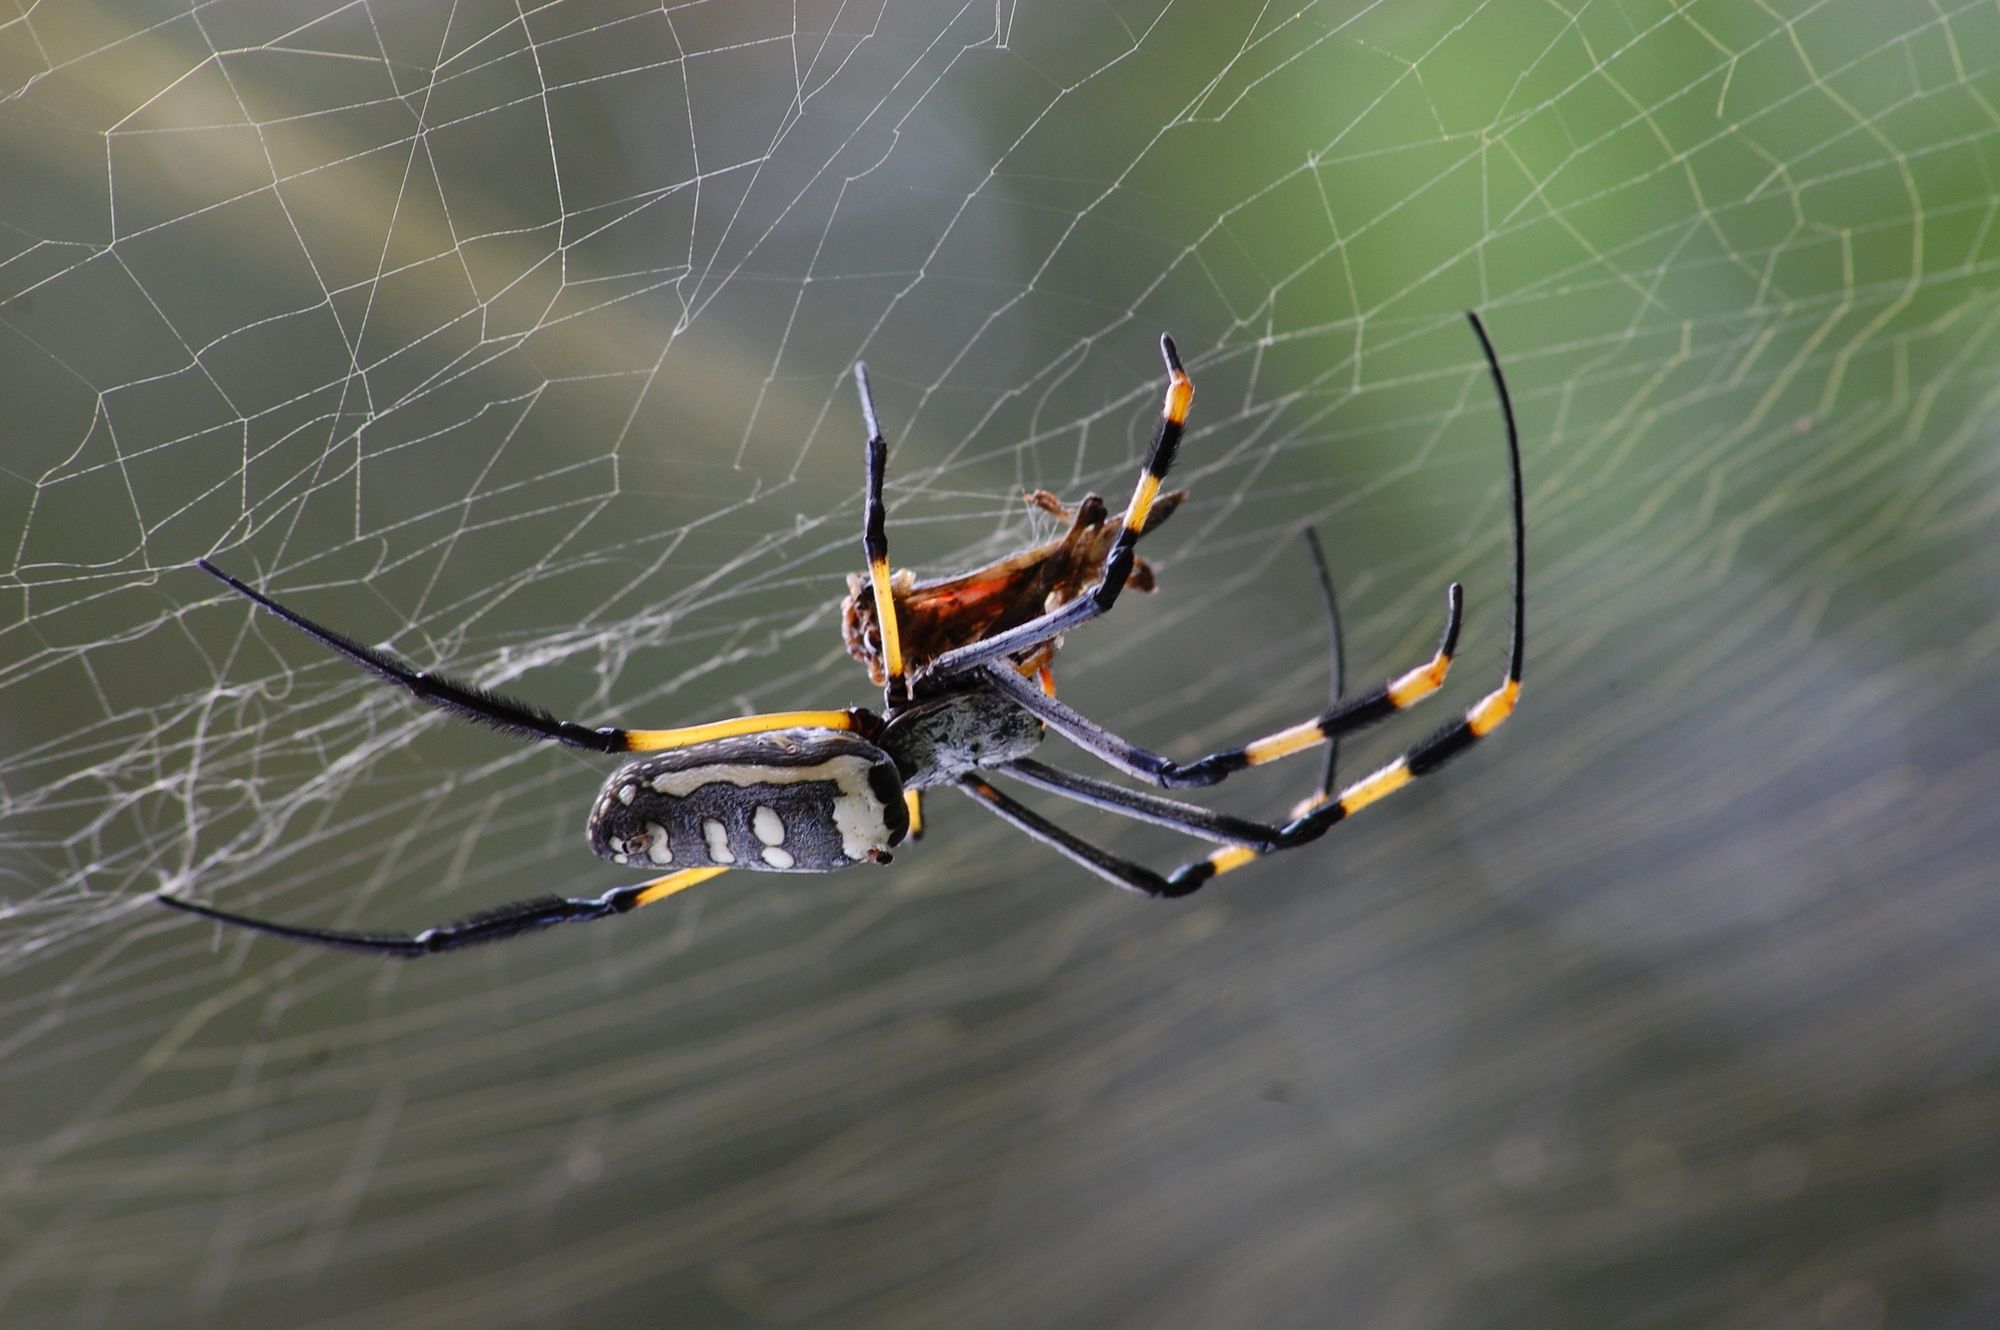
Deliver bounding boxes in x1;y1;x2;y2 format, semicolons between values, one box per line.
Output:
158;866;728;957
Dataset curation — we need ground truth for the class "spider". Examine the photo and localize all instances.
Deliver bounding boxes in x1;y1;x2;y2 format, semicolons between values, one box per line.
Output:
159;312;1524;957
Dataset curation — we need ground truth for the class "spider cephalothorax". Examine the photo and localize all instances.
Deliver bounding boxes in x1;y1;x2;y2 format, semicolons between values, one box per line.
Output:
162;315;1525;957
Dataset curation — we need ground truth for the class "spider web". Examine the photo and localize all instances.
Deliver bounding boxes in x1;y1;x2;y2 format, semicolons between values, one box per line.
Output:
4;1;2000;1325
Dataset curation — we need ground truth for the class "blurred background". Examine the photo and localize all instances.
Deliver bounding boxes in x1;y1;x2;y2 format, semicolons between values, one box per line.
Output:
3;2;1998;1326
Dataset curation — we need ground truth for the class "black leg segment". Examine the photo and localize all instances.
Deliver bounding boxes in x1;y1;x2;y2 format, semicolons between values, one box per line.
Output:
158;889;638;956
197;559;626;752
158;865;727;957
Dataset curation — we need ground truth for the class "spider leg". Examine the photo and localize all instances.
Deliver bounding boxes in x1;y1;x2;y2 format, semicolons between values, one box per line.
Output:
1305;526;1346;796
157;867;727;957
1169;649;1521;893
854;363;910;706
956;776;1197;897
994;759;1278;849
1192;307;1519;844
977;580;1462;788
1222;526;1353;856
923;333;1193;680
966;636;1517;901
1004;309;1526;896
979;308;1521;796
196;560;864;754
1221;309;1524;863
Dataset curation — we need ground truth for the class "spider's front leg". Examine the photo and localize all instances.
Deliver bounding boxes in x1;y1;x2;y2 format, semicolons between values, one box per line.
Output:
193;560;867;755
923;333;1194;680
853;362;910;709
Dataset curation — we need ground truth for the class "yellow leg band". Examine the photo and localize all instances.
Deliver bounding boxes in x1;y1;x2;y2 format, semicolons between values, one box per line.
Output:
623;710;855;751
1387;652;1452;708
633;866;729;907
1245;719;1328;766
1338;759;1412;815
1125;473;1163;534
1164;373;1193;424
904;789;924;838
1469;680;1521;737
870;556;905;682
1207;844;1260;876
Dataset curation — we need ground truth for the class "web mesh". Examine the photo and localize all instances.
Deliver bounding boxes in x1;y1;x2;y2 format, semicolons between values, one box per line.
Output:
4;2;1999;1326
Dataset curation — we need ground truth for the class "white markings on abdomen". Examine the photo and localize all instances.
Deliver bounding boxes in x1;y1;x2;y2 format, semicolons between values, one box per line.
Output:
701;818;736;864
650;754;892;862
644;822;672;865
752;804;794;867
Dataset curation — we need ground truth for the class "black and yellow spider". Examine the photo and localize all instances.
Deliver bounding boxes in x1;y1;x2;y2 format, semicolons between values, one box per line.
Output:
160;312;1524;957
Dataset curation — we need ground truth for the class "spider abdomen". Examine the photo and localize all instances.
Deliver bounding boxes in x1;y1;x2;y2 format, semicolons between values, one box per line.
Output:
588;730;908;873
